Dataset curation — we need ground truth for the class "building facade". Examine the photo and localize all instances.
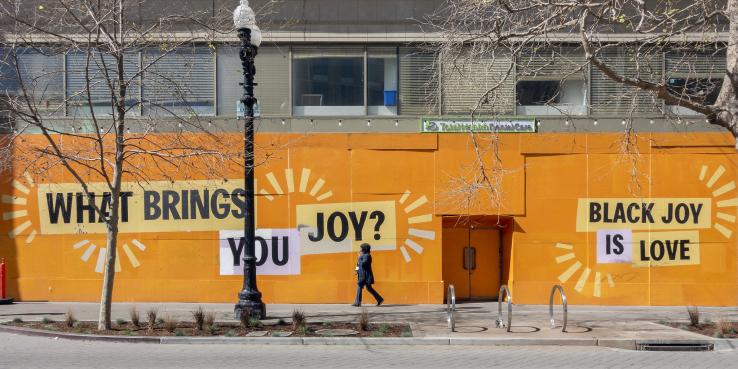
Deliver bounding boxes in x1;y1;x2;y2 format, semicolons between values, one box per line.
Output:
0;0;736;306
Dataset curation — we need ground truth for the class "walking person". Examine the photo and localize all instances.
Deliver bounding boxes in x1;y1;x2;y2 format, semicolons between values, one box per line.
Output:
352;243;384;307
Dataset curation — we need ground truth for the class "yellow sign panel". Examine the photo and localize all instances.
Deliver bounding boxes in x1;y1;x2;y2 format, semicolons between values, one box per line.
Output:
296;201;397;255
632;230;701;267
576;198;712;232
37;180;245;234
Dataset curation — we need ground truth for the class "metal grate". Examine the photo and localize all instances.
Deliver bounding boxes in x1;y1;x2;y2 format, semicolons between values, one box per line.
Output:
637;343;714;352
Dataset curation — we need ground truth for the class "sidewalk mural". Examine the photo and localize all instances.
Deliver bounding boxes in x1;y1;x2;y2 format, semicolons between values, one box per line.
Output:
2;167;435;275
552;164;738;298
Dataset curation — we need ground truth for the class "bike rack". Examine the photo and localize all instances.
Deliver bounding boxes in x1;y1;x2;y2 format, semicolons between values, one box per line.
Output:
549;284;568;332
446;284;456;332
495;284;512;332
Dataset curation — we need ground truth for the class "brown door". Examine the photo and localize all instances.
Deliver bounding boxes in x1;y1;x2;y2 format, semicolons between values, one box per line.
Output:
442;225;500;300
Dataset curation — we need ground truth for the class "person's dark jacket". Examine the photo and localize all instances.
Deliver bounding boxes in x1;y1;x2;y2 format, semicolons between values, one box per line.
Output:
356;253;375;285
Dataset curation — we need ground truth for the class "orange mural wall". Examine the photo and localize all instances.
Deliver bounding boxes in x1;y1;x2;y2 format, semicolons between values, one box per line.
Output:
0;131;736;306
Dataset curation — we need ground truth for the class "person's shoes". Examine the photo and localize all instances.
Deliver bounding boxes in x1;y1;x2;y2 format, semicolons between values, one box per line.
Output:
351;303;361;307
376;298;384;306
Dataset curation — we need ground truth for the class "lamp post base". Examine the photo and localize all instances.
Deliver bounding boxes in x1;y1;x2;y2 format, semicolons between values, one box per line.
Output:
235;291;265;320
0;298;13;305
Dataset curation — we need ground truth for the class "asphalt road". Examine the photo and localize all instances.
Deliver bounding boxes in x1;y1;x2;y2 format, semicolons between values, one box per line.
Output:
2;332;738;369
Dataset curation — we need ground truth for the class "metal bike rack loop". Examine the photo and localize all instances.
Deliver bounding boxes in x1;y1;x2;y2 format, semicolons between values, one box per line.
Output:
495;284;512;332
446;284;456;332
549;284;568;332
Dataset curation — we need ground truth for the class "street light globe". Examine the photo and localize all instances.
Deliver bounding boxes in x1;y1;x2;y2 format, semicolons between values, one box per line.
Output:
233;0;262;46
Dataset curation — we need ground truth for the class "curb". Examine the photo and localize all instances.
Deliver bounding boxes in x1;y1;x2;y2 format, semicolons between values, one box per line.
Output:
0;324;734;350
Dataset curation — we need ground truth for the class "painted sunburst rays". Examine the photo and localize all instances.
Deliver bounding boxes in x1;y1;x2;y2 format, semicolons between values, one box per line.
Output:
72;238;147;274
398;190;435;263
555;242;615;298
258;168;333;202
699;164;738;239
2;173;39;245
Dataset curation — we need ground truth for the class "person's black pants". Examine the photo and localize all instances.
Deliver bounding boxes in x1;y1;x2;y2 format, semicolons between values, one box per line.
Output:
354;282;383;305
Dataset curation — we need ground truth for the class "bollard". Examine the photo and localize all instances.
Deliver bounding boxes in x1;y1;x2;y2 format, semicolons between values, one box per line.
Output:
0;258;13;304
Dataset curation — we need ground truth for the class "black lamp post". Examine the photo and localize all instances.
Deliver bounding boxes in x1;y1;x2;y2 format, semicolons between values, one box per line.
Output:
233;0;265;320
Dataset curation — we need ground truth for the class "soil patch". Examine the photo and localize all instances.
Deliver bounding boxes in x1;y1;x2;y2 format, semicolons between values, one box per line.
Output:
3;321;412;338
664;321;738;338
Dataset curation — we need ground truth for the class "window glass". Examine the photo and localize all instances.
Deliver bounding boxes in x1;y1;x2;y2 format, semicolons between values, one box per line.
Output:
66;50;140;117
517;81;560;105
667;78;722;105
1;48;64;116
367;48;398;116
516;79;586;115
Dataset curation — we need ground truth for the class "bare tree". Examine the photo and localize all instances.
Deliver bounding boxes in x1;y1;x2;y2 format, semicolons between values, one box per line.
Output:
0;0;246;330
427;0;734;134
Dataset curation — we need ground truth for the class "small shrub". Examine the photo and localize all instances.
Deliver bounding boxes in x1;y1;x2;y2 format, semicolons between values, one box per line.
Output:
715;331;725;338
225;329;235;337
147;309;158;331
277;318;286;325
718;318;732;334
156;318;165;325
295;325;309;336
174;329;185;337
371;331;383;337
115;318;126;326
129;306;140;328
705;318;714;325
192;306;205;331
378;323;390;334
687;306;700;327
401;328;413;337
292;309;306;330
204;312;216;328
12;318;22;323
64;310;76;328
358;308;369;331
239;309;252;328
657;320;667;325
122;329;133;336
249;318;263;328
41;317;53;324
163;314;177;333
207;324;218;336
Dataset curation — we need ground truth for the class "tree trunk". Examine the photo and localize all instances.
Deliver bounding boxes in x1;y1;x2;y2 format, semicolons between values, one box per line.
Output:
714;0;738;136
97;223;118;331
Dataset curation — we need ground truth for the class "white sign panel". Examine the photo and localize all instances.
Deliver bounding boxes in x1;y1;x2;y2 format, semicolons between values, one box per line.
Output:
596;229;633;264
219;228;300;275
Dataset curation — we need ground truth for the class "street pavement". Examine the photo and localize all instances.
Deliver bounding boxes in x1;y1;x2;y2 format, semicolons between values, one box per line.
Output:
1;331;737;369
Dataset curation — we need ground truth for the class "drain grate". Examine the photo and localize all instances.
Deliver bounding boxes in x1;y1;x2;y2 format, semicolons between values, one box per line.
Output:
637;343;714;352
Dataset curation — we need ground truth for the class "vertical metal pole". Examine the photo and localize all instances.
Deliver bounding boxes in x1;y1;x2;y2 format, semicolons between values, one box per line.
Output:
1;258;5;299
234;27;266;320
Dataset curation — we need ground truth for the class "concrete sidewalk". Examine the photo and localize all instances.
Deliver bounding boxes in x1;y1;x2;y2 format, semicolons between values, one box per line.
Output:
1;302;737;348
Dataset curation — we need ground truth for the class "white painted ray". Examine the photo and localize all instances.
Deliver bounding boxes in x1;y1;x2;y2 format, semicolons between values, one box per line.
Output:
555;243;573;250
11;180;30;195
400;246;411;263
81;244;97;262
309;178;325;197
258;189;274;201
706;165;726;188
408;214;432;224
8;220;32;238
717;198;738;207
404;239;424;254
131;239;147;251
25;230;37;244
575;267;591;292
95;248;106;273
285;168;295;193
713;181;736;197
265;172;284;195
555;253;575;264
123;244;141;268
1;195;26;205
699;165;708;181
73;239;90;249
23;172;35;187
115;252;121;272
409;228;435;240
558;261;582;283
404;195;428;213
606;273;615;287
593;272;602;298
714;223;733;239
716;212;736;223
399;190;411;204
299;168;311;193
3;210;28;220
316;191;333;201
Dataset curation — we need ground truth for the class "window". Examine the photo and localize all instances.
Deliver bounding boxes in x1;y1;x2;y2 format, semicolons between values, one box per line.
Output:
142;46;215;116
1;48;64;116
292;47;398;116
667;78;722;105
665;50;725;114
515;79;586;115
66;50;140;117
